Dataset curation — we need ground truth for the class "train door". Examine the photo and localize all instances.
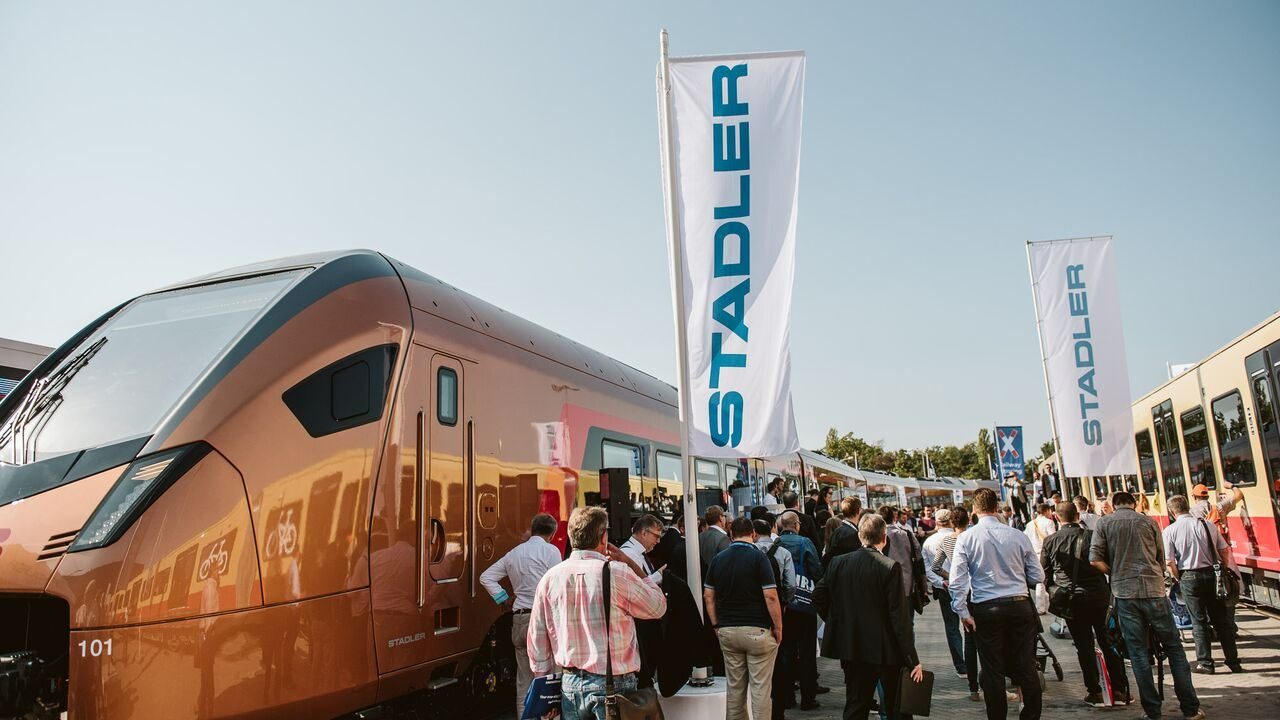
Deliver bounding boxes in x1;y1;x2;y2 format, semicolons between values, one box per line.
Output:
1245;344;1280;516
373;345;472;679
424;352;471;651
1152;400;1186;499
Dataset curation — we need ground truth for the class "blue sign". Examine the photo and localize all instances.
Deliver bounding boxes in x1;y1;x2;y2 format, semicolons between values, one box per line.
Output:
996;426;1025;483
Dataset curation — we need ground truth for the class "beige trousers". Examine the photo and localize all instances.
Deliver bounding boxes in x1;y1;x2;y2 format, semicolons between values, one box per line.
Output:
717;625;779;720
513;611;533;718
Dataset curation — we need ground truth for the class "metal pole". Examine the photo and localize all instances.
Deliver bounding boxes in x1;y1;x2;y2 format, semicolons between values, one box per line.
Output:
657;29;705;617
1026;241;1066;485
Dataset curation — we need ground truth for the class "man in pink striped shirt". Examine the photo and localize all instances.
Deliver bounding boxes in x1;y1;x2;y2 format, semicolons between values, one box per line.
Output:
528;506;667;720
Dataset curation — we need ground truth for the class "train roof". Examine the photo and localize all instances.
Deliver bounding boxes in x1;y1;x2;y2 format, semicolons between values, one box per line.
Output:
1133;309;1280;405
164;249;681;407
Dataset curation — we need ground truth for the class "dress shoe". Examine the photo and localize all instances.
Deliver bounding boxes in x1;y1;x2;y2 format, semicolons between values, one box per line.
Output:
968;691;981;702
1084;692;1107;707
1226;661;1246;673
1191;664;1215;675
800;701;821;711
1183;711;1206;720
814;685;830;695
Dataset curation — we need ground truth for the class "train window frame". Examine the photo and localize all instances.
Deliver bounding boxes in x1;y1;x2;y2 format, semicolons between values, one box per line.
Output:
1210;389;1258;488
436;367;458;427
1178;405;1216;490
1151;399;1187;499
1135;429;1158;495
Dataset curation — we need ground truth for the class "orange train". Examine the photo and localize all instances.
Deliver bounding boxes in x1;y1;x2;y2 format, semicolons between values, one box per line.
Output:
0;250;855;719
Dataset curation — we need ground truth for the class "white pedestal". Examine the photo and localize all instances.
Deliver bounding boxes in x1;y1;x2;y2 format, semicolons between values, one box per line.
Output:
658;678;730;720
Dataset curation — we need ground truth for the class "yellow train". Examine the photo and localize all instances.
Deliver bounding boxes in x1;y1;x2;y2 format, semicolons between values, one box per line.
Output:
1062;311;1280;609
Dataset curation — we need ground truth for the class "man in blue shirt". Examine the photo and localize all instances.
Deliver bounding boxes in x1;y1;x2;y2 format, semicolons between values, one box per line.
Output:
950;488;1045;720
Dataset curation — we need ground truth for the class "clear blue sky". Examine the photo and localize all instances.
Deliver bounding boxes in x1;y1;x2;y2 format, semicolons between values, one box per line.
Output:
2;2;1277;456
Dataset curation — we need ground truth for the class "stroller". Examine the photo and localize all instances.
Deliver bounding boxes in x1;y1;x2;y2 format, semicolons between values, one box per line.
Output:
1031;599;1065;688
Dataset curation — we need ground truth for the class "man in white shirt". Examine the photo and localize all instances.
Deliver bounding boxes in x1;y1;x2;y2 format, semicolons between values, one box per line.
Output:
1025;503;1057;614
619;514;667;688
1075;496;1100;530
479;513;563;717
922;509;966;675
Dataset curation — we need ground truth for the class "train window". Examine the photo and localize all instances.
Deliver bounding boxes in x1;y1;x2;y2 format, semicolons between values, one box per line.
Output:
436;368;458;426
284;344;399;438
1211;391;1257;487
1179;407;1216;490
724;461;747;489
1246;349;1280;488
1135;430;1158;494
1092;477;1107;499
1151;400;1186;498
695;459;720;489
656;451;682;485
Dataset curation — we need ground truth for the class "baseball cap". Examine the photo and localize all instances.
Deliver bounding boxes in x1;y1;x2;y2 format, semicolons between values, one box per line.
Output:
1191;484;1210;498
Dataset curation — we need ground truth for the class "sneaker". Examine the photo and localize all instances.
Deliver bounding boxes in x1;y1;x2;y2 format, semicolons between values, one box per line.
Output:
1226;661;1246;673
1084;692;1107;707
1184;711;1206;720
1192;664;1215;675
1115;691;1134;705
968;692;981;702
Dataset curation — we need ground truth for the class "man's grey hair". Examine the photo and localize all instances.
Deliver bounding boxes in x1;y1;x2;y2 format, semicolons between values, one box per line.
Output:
530;513;558;537
858;514;887;547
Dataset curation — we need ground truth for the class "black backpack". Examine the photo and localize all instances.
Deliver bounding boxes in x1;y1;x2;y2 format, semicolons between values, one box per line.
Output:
766;541;794;605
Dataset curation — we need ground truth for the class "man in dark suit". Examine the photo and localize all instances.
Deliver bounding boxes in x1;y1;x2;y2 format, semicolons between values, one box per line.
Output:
699;505;732;575
823;497;863;571
814;513;924;720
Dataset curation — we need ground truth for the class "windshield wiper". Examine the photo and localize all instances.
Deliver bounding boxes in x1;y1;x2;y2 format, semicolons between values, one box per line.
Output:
0;336;108;465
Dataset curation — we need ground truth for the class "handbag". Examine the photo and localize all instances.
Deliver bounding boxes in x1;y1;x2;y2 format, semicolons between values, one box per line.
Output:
602;561;664;720
906;532;931;615
1048;533;1084;620
1197;518;1240;600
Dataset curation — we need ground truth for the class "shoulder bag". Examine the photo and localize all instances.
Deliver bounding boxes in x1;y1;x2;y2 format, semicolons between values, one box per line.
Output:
1197;518;1239;600
602;561;664;720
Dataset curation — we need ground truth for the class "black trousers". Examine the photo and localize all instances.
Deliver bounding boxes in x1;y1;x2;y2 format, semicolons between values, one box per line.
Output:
1063;601;1129;697
963;627;980;693
972;598;1041;720
843;662;902;720
780;610;819;704
1181;568;1239;667
635;618;661;689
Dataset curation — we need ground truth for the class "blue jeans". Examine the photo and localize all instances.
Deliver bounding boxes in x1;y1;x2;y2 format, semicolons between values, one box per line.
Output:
935;587;967;673
561;670;636;720
1114;597;1199;719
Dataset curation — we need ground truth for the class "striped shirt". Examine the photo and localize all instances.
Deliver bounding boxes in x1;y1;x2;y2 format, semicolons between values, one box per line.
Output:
528;550;666;675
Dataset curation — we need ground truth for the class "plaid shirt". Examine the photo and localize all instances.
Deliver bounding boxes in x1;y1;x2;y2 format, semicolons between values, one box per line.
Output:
527;550;667;675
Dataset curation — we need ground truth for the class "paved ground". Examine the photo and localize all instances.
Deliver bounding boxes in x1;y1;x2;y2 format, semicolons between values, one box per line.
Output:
801;603;1280;719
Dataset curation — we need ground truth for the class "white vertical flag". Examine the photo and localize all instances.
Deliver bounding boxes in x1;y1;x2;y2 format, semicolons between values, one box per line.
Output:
1028;236;1137;477
662;50;804;458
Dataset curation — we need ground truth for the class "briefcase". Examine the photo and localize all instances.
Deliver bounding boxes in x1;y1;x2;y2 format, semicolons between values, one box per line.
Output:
896;668;934;717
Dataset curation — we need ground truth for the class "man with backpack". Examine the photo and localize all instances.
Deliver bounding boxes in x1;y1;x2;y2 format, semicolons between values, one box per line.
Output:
776;511;827;712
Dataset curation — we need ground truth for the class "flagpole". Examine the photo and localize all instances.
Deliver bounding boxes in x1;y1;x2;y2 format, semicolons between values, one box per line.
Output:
1026;241;1066;486
657;29;705;617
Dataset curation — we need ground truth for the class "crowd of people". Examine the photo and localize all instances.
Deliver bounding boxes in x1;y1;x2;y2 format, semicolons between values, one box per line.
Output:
478;473;1247;720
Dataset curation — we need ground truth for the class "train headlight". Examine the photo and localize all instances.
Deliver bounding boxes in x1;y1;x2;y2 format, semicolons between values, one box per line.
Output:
69;443;211;552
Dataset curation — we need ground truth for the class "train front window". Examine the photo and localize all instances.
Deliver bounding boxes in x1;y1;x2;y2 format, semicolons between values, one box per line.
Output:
1211;391;1256;487
1246;345;1280;490
1179;407;1216;490
0;272;300;465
